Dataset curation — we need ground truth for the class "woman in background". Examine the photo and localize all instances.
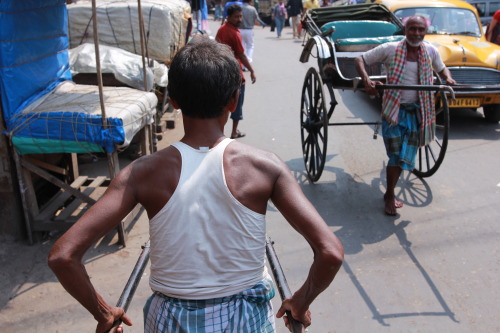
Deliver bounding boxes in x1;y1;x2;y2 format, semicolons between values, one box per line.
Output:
272;0;287;38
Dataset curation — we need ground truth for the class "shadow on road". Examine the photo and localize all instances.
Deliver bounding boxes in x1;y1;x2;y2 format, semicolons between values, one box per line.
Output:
287;156;433;253
286;156;458;326
342;221;459;326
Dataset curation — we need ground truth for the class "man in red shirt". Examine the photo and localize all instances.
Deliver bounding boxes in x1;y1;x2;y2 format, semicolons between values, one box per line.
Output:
216;4;256;139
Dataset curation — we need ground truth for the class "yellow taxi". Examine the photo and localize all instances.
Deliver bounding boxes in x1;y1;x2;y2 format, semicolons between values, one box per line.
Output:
376;0;500;122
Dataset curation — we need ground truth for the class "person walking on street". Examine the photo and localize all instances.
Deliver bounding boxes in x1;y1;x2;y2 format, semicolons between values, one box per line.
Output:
355;15;456;216
216;4;255;139
272;0;287;38
486;9;500;44
286;0;303;38
48;37;344;333
240;0;266;65
214;0;223;21
301;0;319;37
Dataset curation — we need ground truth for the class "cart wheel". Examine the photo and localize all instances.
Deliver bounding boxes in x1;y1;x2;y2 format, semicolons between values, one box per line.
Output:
412;89;449;178
301;67;328;182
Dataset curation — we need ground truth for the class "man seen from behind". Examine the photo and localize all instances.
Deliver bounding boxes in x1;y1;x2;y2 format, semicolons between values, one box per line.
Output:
48;37;344;333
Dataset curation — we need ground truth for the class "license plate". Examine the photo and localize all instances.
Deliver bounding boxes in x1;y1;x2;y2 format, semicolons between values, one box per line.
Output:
448;97;482;108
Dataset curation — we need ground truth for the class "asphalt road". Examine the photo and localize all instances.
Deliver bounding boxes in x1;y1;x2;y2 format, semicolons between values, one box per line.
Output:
220;21;500;333
1;19;499;333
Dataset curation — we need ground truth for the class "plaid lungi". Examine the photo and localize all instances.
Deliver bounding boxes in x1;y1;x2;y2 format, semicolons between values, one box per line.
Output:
382;103;420;170
143;277;276;333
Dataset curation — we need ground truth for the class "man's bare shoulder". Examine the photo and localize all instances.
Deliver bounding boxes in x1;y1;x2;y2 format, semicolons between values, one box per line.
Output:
116;145;181;216
225;141;286;175
129;145;179;172
223;141;290;213
118;145;181;190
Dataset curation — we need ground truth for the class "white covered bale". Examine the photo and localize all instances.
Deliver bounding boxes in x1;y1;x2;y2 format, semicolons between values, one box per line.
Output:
67;0;191;64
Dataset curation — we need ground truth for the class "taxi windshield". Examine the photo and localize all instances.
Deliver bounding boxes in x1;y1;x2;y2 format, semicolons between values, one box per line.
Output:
394;7;482;37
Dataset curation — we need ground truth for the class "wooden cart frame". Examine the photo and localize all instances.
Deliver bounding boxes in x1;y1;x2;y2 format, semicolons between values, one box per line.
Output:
3;0;156;245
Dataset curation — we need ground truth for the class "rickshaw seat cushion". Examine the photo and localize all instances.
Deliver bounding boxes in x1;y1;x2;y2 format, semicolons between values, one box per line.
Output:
335;35;405;52
321;20;400;41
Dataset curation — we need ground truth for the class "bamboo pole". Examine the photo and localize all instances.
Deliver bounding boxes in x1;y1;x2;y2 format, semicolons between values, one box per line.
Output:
91;0;120;179
137;0;148;92
137;0;155;153
91;0;125;245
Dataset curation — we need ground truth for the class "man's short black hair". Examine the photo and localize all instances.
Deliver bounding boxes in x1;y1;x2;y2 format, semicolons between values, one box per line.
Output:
227;4;242;17
167;37;242;119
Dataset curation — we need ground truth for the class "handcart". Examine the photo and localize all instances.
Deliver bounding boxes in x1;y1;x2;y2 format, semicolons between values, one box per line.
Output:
298;4;470;181
108;239;305;333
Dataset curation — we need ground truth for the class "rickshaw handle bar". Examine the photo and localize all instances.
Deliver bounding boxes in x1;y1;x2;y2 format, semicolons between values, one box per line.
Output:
108;239;304;332
376;84;456;100
266;238;306;333
106;241;151;333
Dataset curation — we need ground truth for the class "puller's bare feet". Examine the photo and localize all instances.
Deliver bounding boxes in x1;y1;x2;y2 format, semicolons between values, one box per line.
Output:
384;193;403;208
384;193;403;215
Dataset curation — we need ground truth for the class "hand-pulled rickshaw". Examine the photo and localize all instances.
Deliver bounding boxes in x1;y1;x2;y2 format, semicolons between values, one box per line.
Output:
298;3;499;181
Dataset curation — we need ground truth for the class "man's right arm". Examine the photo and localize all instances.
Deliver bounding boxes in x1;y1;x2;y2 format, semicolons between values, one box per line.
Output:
270;161;344;327
354;44;390;97
48;165;139;332
355;56;380;97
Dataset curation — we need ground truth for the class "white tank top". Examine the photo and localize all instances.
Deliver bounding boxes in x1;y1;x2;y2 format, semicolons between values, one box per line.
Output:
401;61;419;103
148;138;268;299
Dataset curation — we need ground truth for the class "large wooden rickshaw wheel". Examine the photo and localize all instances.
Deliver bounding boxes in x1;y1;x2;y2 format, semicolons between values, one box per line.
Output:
300;67;329;182
413;83;450;178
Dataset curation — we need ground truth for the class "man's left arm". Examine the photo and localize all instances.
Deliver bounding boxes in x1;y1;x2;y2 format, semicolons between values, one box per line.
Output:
235;52;256;83
231;32;256;83
438;67;456;85
270;158;344;328
430;46;456;85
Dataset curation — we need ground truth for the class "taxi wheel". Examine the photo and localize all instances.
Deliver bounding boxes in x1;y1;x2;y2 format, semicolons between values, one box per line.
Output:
483;104;500;123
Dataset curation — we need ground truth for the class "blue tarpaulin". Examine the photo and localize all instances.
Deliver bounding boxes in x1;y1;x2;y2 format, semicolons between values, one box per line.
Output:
0;0;71;124
0;0;155;154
